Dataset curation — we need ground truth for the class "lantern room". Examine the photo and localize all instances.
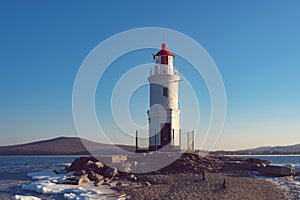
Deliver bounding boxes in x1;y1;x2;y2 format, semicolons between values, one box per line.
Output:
154;43;175;65
152;43;177;76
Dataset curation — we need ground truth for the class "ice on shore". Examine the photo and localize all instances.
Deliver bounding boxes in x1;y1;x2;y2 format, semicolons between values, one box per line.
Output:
14;195;41;200
22;168;119;200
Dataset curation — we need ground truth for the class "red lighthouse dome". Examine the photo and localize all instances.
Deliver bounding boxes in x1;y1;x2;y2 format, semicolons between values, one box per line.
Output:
154;43;174;65
155;43;175;58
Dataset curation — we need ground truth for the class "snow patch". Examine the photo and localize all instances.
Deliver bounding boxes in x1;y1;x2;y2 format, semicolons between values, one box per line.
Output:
14;195;41;200
22;167;119;199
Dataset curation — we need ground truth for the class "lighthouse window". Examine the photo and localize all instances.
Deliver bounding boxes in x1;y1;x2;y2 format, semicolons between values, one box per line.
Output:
161;55;168;64
163;87;168;97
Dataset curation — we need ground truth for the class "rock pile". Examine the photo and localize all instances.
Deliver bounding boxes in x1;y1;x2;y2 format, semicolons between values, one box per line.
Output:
60;156;152;187
63;157;118;186
159;153;224;173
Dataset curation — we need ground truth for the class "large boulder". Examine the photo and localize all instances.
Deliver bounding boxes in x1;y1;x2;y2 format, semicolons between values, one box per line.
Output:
87;170;104;181
87;162;105;175
246;158;272;165
73;170;86;176
103;167;118;179
258;165;294;176
67;157;99;172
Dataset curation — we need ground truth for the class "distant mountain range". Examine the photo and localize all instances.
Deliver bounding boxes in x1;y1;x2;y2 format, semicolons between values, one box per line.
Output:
0;137;135;156
214;143;300;155
1;136;299;155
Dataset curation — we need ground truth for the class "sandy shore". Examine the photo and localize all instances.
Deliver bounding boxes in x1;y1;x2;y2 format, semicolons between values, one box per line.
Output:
114;172;288;200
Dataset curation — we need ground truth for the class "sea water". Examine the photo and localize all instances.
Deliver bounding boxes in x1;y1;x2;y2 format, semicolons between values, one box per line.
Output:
0;156;120;200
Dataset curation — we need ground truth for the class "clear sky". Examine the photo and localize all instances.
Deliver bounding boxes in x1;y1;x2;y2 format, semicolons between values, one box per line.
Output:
1;0;300;150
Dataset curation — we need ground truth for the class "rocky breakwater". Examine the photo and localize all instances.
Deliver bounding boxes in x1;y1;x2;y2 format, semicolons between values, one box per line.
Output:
222;156;295;177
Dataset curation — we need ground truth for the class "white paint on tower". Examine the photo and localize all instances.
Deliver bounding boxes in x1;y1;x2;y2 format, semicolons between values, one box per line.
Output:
148;43;181;150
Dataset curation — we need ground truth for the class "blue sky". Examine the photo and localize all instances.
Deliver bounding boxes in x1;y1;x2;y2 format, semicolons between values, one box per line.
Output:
0;0;300;150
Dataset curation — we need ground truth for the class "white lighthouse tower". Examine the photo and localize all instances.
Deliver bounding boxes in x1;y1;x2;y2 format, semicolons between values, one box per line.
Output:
147;43;181;151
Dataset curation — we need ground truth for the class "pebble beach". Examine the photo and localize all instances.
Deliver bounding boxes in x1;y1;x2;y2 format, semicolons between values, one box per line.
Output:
114;172;287;200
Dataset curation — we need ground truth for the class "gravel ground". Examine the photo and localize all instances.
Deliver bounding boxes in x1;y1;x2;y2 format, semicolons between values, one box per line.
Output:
114;172;288;200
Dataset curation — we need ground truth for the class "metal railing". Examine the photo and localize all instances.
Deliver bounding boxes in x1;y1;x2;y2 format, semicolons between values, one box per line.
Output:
135;129;195;152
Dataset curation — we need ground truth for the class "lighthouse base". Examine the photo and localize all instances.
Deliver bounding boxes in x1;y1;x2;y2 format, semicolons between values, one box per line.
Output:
135;129;195;153
148;145;181;152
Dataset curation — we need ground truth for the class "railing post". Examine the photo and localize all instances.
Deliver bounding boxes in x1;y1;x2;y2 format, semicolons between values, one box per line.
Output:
187;131;189;150
192;130;195;150
135;130;138;152
179;129;181;150
172;129;175;147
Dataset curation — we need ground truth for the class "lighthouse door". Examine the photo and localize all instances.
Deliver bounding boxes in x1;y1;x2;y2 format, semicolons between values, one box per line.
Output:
161;123;171;147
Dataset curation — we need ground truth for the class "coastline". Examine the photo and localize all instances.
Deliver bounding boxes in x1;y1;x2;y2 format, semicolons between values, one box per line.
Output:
3;154;299;200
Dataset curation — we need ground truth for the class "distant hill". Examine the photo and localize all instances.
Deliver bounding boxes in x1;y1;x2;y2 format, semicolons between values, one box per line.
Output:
0;137;135;156
2;136;299;156
213;143;300;155
244;143;300;154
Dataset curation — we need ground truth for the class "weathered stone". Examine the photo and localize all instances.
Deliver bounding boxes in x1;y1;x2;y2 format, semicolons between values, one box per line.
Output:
116;182;123;187
258;165;294;176
246;158;272;165
88;171;104;181
94;179;105;187
86;160;94;165
78;174;90;185
67;157;99;172
144;181;151;187
129;174;137;181
89;162;105;174
73;170;86;176
94;161;105;168
87;171;95;180
103;167;118;179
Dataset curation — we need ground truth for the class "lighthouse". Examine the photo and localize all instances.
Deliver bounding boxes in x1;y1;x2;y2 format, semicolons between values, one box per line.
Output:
147;43;181;151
